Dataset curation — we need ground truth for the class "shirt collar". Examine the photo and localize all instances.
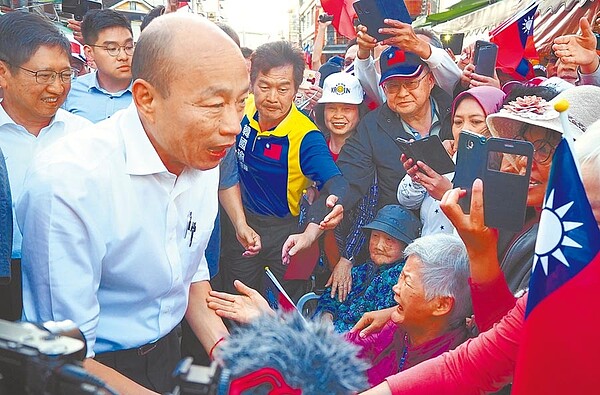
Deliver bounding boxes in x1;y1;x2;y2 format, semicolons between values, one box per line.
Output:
0;99;63;132
121;103;169;176
246;95;298;137
0;101;15;129
86;70;133;95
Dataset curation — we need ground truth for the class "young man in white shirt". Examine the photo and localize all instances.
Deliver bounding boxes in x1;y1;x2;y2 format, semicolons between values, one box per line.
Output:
63;10;134;123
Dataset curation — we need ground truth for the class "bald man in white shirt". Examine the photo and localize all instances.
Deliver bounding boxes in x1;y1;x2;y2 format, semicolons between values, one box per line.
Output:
17;14;249;394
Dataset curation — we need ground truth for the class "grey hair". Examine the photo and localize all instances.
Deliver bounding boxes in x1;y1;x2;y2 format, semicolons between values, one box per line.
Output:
404;234;472;328
575;120;600;172
414;27;443;49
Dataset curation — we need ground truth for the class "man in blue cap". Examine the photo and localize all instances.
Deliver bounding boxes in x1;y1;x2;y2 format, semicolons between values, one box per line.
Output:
336;47;453;214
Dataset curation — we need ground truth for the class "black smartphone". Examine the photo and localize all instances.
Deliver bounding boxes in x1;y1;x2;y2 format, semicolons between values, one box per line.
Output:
453;131;534;231
319;14;334;23
62;0;102;21
353;0;412;42
440;33;465;55
395;135;455;175
473;40;498;78
453;131;487;214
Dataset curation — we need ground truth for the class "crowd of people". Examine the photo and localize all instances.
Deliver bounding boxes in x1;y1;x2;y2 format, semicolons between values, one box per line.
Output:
1;3;600;394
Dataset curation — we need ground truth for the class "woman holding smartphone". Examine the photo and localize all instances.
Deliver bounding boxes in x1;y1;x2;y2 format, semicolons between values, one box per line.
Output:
397;86;506;236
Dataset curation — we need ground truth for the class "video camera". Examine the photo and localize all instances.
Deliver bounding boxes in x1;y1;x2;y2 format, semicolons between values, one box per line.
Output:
0;319;114;395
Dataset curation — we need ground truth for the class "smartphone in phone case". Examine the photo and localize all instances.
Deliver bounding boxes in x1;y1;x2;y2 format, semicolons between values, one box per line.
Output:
395;135;455;175
483;138;533;231
453;131;534;231
353;0;412;42
473;40;498;78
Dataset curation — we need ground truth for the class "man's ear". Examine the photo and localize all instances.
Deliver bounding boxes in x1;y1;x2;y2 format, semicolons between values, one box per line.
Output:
132;79;157;124
0;61;11;88
431;295;454;317
83;45;95;64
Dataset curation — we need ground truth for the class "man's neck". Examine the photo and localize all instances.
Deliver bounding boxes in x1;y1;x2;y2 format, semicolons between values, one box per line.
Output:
1;100;49;137
96;71;131;93
401;99;432;138
257;107;291;132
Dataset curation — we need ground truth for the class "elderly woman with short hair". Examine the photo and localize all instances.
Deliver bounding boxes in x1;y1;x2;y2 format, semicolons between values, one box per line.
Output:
347;233;473;386
207;233;476;388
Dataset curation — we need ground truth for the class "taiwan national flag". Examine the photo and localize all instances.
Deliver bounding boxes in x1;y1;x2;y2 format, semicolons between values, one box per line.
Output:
321;0;358;39
489;3;538;80
512;138;600;394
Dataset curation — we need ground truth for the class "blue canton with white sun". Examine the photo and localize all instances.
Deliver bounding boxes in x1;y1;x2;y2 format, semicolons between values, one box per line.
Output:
527;139;600;316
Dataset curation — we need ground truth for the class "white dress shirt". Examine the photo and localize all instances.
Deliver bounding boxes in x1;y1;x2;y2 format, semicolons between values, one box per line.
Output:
0;103;92;259
17;104;218;357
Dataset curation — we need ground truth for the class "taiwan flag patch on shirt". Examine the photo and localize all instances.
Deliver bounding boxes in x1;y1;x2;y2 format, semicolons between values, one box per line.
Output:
263;143;282;161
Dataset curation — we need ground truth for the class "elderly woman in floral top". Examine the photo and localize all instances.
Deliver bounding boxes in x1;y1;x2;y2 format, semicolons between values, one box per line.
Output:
314;205;421;333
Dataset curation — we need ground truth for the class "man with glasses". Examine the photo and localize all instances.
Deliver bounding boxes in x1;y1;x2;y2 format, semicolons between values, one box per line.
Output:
63;9;134;123
0;12;91;321
337;47;453;214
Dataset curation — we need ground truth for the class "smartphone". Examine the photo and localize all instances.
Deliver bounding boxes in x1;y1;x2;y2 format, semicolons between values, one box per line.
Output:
453;131;534;231
395;135;455;175
473;40;498;78
295;70;321;108
440;33;465;55
319;14;334;23
299;69;320;90
62;0;102;21
353;0;412;42
453;131;487;214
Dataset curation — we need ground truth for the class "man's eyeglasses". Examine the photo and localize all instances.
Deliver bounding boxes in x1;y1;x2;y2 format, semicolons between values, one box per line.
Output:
514;126;557;165
383;72;430;94
90;44;135;57
18;66;77;85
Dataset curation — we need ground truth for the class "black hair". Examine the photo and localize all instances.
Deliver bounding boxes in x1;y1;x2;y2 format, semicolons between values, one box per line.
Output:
240;47;253;59
345;38;358;53
250;41;305;90
0;12;70;70
503;85;559;105
140;6;165;32
312;101;370;137
81;9;132;45
215;22;240;47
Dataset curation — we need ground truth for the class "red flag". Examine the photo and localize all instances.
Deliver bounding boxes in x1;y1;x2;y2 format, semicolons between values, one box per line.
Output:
321;0;357;39
512;138;600;393
490;3;538;80
263;143;282;161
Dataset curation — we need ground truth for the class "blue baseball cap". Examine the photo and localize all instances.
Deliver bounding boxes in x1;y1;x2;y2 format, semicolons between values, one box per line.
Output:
379;47;426;85
362;205;421;245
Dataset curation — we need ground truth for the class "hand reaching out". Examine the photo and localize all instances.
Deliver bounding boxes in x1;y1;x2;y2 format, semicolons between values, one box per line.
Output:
349;307;395;338
207;280;273;324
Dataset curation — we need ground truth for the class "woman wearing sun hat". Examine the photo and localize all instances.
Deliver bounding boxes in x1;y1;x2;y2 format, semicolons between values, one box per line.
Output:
481;85;600;294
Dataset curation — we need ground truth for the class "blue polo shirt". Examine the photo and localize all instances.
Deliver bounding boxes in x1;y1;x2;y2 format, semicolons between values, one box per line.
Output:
236;95;341;218
63;71;132;123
